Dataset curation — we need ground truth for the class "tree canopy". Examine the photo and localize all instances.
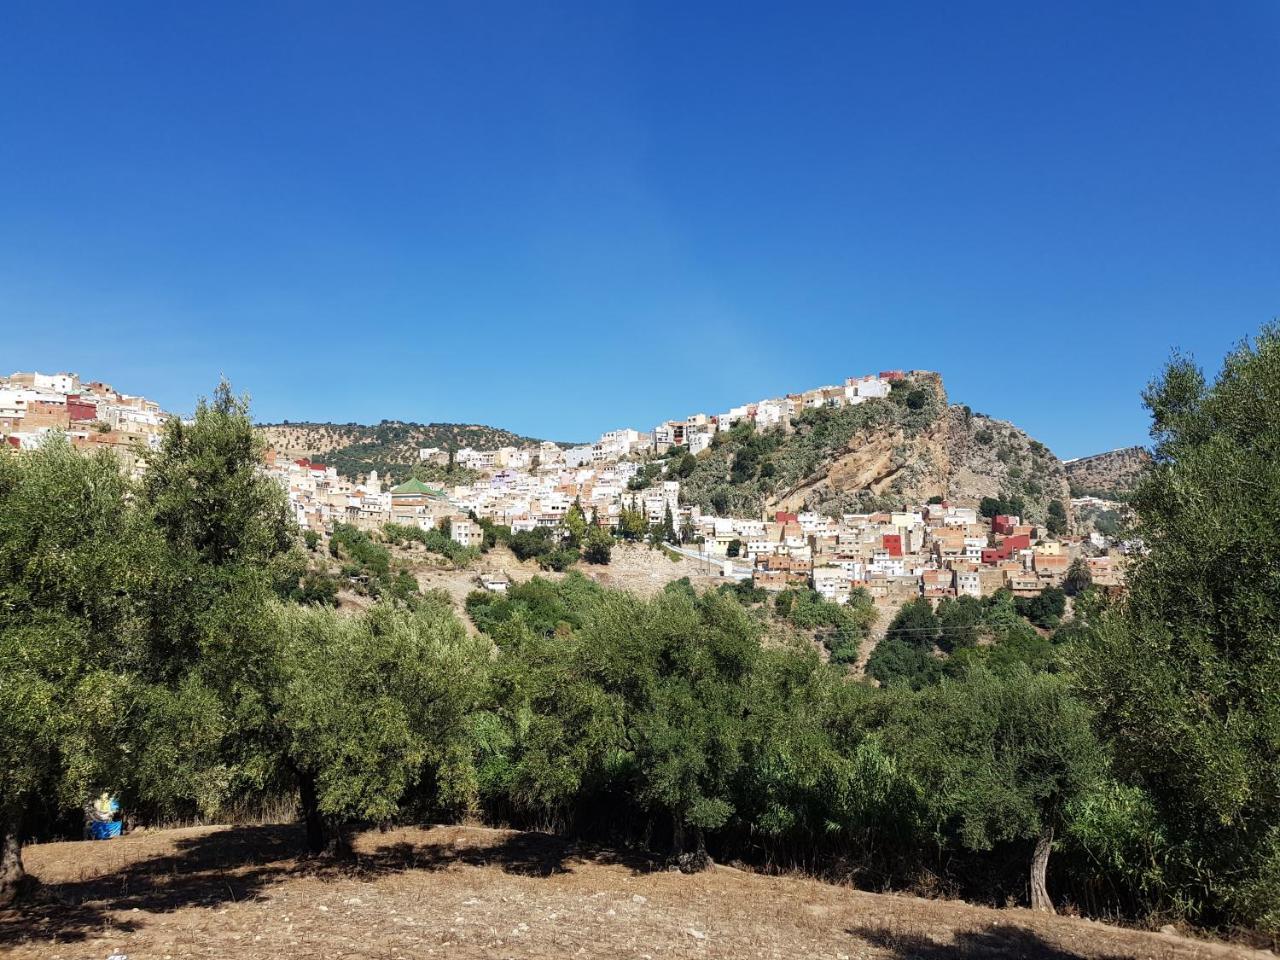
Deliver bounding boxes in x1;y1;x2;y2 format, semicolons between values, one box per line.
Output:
1076;326;1280;932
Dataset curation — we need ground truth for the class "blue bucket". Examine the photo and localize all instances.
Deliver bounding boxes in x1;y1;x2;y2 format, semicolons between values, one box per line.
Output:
90;820;122;840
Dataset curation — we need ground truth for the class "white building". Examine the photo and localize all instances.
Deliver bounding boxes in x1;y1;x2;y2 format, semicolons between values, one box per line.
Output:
562;446;594;468
813;566;853;603
7;371;81;394
457;448;498;471
0;387;44;419
754;399;789;428
845;375;891;399
450;516;484;548
687;430;713;455
869;551;906;577
593;428;643;462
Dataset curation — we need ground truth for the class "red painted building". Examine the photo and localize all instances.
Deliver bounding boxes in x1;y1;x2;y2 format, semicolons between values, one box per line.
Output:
980;533;1031;565
992;514;1018;536
66;396;97;422
882;533;903;557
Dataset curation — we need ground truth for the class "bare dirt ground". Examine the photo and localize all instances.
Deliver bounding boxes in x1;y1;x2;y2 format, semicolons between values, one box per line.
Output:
411;542;724;618
589;543;724;596
2;824;1268;960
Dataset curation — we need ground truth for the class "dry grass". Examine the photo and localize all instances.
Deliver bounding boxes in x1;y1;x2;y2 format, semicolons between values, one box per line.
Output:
2;823;1268;960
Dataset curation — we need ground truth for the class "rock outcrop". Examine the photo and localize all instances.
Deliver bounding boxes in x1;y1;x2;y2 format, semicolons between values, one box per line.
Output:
1064;446;1152;497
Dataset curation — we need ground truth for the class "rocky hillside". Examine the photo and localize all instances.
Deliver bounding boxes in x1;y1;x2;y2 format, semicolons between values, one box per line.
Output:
677;372;1073;528
944;405;1074;527
259;421;564;483
1065;446;1152;498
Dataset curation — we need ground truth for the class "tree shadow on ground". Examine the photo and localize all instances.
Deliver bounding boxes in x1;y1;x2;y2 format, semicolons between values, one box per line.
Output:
0;822;656;948
375;828;658;878
849;924;1141;960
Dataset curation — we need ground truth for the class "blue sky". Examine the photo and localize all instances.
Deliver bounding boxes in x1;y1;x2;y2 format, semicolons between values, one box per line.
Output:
2;2;1276;457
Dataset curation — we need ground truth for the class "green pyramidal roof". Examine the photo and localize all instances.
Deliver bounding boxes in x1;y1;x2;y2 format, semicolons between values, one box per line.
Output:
390;478;445;497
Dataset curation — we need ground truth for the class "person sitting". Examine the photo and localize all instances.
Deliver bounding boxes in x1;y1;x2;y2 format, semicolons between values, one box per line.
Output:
91;792;116;823
87;791;122;839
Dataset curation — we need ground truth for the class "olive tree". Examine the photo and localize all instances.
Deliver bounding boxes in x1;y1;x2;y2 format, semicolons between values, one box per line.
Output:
0;440;148;902
142;378;293;570
578;587;759;866
1076;326;1280;933
266;599;491;855
882;666;1100;912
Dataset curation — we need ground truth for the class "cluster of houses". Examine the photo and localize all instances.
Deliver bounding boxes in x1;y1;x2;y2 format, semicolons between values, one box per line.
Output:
565;371;904;464
263;367;1127;601
418;442;562;473
288;369;912;545
0;371;168;466
264;448;684;551
722;504;1124;603
268;447;1122;602
413;372;909;473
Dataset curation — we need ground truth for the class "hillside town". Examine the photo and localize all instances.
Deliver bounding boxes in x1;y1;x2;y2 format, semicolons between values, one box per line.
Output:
0;371;167;467
258;369;1129;601
267;371;902;537
272;446;1125;601
1;368;1131;603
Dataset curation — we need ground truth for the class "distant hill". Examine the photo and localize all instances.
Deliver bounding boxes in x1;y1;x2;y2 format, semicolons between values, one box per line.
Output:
675;372;1074;528
1064;446;1152;499
258;420;569;483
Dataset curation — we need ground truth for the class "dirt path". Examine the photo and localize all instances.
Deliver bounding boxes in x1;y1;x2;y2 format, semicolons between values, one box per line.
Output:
2;824;1265;960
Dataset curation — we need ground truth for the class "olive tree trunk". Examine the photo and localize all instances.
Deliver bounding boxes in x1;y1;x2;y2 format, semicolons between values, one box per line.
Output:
0;809;25;907
297;772;354;859
322;818;353;859
1030;823;1055;913
297;771;326;856
669;813;710;874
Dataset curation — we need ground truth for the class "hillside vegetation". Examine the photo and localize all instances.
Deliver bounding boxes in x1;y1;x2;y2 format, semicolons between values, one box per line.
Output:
259;420;565;482
1065;445;1153;499
944;404;1075;527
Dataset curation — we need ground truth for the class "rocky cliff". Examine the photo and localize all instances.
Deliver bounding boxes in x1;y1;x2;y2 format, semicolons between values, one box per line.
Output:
678;372;1073;528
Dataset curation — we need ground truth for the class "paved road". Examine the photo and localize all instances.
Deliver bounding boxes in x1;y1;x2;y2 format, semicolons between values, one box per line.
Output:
664;543;753;580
